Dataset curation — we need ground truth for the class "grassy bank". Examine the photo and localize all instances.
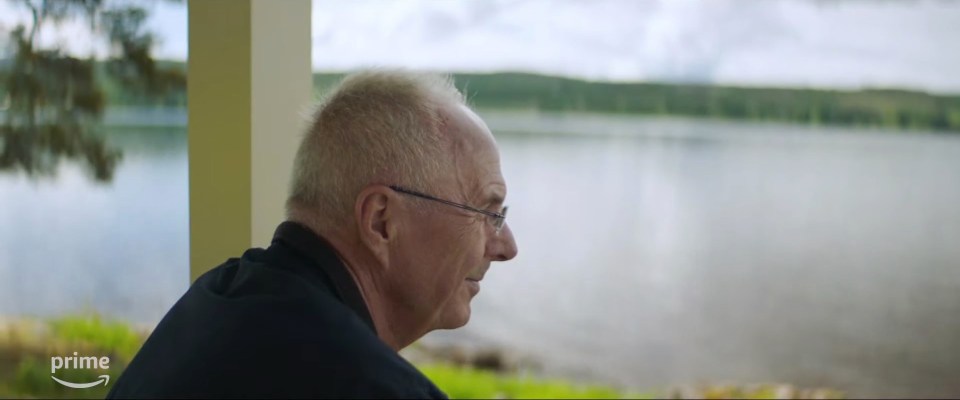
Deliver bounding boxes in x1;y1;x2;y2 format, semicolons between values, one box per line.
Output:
0;315;843;399
0;315;143;399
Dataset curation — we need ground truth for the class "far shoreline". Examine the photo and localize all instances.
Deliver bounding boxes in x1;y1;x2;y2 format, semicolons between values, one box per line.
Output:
10;106;951;139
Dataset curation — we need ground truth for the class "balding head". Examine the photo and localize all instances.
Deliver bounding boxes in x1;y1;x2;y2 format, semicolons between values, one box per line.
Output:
286;70;466;229
284;70;518;349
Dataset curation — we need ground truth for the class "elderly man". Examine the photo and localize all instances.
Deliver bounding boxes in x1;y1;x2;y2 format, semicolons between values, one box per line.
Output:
108;71;518;399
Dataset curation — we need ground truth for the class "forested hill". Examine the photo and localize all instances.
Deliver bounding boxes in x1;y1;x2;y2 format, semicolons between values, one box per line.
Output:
316;72;960;132
50;60;958;132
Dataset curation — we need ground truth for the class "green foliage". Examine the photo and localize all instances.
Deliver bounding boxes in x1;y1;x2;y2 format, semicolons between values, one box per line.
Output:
48;315;144;361
0;315;140;399
0;0;185;182
0;123;121;181
98;60;187;107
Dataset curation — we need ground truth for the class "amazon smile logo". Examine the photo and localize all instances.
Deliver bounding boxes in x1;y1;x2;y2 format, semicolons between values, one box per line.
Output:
50;352;111;389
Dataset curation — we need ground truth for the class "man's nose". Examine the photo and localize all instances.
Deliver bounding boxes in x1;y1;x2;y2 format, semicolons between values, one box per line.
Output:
490;223;518;261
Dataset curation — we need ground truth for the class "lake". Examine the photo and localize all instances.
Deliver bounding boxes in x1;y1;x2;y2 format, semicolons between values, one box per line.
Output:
1;111;959;398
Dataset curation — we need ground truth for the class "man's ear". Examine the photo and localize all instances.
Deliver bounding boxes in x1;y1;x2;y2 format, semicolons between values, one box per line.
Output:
354;185;398;268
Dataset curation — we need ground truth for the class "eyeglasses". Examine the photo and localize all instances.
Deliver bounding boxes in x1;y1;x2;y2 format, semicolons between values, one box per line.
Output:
388;185;508;234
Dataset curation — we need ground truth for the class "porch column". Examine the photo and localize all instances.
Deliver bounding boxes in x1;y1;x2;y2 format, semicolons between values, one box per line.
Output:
187;0;312;281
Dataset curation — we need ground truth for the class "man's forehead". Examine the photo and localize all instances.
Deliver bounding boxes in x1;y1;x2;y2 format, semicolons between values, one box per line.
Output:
455;103;489;131
440;104;507;203
472;150;507;205
444;104;494;143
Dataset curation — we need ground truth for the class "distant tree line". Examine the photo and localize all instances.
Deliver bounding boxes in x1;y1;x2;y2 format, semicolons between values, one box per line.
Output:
41;67;960;133
317;72;960;133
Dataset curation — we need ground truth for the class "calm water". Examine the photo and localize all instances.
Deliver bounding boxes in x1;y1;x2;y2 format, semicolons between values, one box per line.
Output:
2;113;959;397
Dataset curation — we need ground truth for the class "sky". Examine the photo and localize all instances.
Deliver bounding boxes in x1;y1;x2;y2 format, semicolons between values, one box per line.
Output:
1;0;959;93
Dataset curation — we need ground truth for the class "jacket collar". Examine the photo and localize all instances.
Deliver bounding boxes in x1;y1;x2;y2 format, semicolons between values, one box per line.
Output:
271;221;377;334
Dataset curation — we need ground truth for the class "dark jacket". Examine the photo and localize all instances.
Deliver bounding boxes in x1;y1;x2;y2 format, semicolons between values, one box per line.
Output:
107;222;447;399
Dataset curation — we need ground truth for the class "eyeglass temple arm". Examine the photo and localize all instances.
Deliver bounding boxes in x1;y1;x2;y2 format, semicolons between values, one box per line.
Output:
388;185;505;219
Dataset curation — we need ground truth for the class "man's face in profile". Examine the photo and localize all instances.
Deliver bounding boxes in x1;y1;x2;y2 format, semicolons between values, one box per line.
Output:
389;104;518;331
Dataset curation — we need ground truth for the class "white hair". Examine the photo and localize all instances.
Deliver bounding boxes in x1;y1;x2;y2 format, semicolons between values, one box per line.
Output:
286;69;467;229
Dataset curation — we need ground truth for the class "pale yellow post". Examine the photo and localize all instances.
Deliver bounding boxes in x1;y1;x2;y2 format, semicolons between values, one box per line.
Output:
188;0;312;281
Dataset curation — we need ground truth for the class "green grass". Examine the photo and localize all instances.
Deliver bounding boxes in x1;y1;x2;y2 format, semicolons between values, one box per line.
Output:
419;363;651;399
0;315;844;399
10;357;112;399
0;314;143;399
48;315;143;361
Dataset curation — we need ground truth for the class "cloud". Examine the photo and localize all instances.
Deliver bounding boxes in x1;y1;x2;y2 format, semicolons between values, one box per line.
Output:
311;0;960;93
4;0;957;92
710;0;960;92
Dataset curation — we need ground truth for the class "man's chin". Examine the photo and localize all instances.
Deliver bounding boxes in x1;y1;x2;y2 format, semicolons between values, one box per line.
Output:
434;302;471;330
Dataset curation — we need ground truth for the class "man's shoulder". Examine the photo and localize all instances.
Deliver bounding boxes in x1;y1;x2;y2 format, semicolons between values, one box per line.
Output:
194;247;331;300
108;254;445;398
148;253;383;356
210;305;442;399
